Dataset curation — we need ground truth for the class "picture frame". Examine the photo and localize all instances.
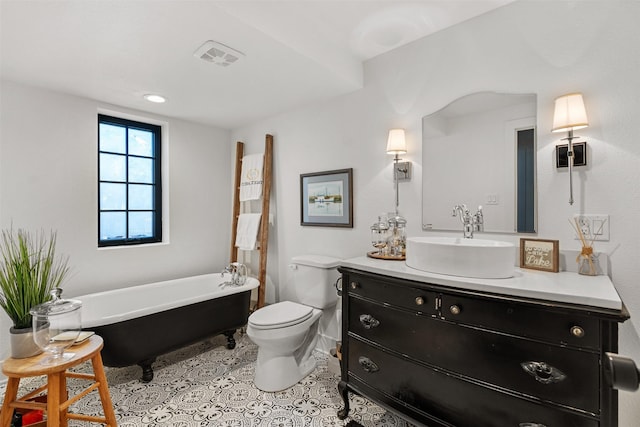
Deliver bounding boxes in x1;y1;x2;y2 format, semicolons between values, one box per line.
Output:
519;238;559;272
300;168;353;227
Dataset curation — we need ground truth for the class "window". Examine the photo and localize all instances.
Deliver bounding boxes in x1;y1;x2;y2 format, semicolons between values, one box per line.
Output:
98;114;162;246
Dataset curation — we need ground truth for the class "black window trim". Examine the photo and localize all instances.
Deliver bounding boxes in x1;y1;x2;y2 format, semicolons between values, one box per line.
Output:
98;114;162;247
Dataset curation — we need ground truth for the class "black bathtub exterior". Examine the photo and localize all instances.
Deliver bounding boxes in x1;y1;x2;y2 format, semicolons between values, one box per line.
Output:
88;290;251;382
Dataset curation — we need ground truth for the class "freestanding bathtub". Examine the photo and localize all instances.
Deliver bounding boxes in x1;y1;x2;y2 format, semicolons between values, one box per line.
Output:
76;273;259;382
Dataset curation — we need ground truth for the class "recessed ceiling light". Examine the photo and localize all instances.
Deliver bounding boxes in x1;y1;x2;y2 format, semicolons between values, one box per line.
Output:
143;94;166;103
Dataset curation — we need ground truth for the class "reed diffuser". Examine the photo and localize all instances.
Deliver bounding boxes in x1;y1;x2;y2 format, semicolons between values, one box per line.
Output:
569;218;605;276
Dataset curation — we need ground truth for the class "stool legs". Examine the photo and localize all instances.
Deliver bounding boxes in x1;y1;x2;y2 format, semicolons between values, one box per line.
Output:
47;372;62;427
92;353;117;427
60;371;69;427
0;378;19;427
1;361;117;427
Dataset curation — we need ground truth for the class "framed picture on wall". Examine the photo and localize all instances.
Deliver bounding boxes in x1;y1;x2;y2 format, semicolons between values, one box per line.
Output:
300;168;353;227
519;238;559;272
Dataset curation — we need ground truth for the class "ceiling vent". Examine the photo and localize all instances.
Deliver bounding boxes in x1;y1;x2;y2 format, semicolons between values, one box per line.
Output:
194;40;245;67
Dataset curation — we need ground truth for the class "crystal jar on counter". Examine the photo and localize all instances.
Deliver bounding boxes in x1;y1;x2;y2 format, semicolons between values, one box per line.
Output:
387;215;407;258
371;216;390;255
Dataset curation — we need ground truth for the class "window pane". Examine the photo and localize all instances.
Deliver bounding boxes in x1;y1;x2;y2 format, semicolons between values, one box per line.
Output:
129;212;154;239
98;114;161;247
100;183;126;210
129;184;153;210
100;212;126;240
129;157;153;184
99;153;126;182
129;128;154;157
99;123;126;153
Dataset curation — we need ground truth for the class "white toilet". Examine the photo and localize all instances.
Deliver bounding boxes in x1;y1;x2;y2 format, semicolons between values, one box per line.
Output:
246;254;340;392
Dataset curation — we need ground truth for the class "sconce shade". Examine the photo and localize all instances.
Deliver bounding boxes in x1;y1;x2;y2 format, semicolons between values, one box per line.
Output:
552;93;589;133
386;129;407;154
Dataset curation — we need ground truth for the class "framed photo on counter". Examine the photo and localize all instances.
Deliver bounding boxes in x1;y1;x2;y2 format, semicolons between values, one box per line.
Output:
520;238;559;272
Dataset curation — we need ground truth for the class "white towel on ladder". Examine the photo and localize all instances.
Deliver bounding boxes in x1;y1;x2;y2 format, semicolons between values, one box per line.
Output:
239;153;264;201
235;213;262;250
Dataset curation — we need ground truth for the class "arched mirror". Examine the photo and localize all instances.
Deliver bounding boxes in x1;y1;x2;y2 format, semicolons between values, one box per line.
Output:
422;92;537;234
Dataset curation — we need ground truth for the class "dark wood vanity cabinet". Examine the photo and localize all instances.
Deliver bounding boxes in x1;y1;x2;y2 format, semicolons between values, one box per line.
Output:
337;267;629;427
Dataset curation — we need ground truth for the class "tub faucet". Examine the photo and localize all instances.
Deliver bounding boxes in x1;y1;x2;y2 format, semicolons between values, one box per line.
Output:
220;262;248;287
452;204;484;238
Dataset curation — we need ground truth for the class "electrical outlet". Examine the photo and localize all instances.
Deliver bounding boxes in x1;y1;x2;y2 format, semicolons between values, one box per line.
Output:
577;216;590;237
486;194;499;205
572;214;610;241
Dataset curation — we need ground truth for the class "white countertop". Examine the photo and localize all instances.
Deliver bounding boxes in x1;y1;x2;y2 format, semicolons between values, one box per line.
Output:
340;256;623;311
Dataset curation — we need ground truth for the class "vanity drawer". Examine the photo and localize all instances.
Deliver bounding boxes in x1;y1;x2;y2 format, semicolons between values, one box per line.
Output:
440;292;600;349
348;338;599;427
347;275;438;315
348;296;447;357
348;297;600;413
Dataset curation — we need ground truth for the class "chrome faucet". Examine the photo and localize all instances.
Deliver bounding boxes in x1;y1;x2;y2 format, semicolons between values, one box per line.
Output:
220;262;247;287
452;204;484;238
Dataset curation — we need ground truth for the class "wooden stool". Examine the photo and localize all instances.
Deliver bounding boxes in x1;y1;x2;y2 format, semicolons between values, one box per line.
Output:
1;335;117;427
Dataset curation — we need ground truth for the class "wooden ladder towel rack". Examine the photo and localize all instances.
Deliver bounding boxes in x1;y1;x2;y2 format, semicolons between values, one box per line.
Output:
229;134;273;309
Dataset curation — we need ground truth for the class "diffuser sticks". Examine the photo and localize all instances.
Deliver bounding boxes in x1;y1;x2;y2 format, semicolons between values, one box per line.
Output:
569;217;606;276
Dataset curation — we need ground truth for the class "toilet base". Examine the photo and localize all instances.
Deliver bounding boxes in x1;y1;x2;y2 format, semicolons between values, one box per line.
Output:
254;350;318;392
247;304;323;392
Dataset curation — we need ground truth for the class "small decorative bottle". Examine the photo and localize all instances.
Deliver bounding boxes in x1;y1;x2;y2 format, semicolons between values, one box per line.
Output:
10;412;22;427
577;246;597;276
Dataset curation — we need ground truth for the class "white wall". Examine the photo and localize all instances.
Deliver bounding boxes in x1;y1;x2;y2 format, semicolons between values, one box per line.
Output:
232;0;640;421
0;80;232;370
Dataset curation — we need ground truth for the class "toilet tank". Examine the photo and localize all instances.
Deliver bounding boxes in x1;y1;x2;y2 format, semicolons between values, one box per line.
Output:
288;255;341;309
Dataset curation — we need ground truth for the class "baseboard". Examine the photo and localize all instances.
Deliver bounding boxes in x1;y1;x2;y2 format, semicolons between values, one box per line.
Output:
316;333;337;355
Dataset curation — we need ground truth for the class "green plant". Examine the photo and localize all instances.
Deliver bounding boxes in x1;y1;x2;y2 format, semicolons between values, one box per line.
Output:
0;228;70;329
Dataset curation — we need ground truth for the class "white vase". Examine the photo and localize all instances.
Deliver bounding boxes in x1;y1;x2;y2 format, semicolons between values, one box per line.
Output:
9;326;44;359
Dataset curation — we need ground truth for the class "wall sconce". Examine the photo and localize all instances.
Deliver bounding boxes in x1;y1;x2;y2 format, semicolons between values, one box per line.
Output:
552;93;589;205
386;129;412;214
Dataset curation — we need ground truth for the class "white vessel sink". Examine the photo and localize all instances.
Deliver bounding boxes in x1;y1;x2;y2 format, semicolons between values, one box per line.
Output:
406;237;515;279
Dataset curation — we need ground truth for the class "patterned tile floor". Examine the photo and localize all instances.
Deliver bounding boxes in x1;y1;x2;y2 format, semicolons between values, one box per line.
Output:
2;334;413;426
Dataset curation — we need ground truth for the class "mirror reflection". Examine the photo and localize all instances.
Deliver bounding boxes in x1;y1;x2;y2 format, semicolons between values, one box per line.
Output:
422;92;537;234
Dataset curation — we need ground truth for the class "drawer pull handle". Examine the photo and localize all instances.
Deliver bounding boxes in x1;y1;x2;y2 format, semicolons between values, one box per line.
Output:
415;296;424;305
521;361;566;384
519;424;547;427
350;281;359;289
359;314;380;329
449;305;461;315
358;356;379;373
570;325;585;338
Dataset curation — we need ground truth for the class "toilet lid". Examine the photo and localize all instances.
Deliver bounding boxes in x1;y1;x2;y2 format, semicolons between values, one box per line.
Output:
249;301;314;330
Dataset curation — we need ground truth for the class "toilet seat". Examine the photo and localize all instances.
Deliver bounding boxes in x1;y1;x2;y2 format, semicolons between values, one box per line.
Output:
249;301;313;330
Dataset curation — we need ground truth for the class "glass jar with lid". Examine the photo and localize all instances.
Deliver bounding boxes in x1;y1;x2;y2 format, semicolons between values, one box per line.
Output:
30;288;82;364
388;215;407;258
370;216;390;255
